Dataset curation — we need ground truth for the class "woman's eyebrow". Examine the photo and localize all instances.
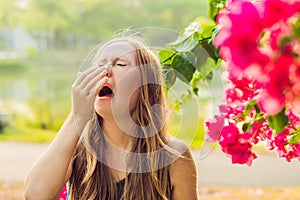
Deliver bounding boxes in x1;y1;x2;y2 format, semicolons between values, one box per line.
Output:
116;56;129;62
98;58;108;64
114;57;131;65
98;57;130;65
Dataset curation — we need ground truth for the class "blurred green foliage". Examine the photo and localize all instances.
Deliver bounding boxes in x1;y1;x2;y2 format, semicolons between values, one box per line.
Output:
0;50;82;137
0;0;208;49
0;125;56;143
0;60;28;75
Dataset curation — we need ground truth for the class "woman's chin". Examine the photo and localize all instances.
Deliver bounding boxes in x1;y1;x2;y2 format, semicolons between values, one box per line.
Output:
94;102;113;118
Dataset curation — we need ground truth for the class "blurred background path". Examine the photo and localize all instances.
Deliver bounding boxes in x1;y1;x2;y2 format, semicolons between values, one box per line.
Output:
196;145;300;187
1;142;300;187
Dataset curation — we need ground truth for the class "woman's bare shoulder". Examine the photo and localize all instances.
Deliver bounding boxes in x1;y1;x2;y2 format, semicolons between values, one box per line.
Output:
167;135;191;155
166;135;196;175
167;135;198;199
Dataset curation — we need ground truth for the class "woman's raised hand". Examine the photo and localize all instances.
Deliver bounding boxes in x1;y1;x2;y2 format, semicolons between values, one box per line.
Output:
71;67;107;134
24;67;108;200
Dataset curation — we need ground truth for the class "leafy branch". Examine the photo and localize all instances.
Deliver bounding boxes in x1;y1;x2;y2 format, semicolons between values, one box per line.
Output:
158;18;221;97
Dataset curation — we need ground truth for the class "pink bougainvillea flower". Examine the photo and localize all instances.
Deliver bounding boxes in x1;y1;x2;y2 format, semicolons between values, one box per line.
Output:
268;55;292;91
269;21;293;51
258;55;293;115
205;114;225;142
228;143;257;166
269;128;300;162
289;97;300;114
285;144;300;161
229;1;263;36
218;104;245;122
225;75;261;103
206;0;300;165
261;0;294;28
293;1;300;13
218;123;257;166
214;0;265;71
258;90;285;115
215;0;263;45
218;123;240;146
250;122;273;144
287;61;300;112
271;129;289;153
214;13;232;46
285;108;300;127
276;143;300;162
226;36;259;70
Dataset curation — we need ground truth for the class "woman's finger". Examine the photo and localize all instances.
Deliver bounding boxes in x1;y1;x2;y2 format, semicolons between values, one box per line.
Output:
84;70;107;93
79;67;107;89
91;77;108;96
74;67;99;86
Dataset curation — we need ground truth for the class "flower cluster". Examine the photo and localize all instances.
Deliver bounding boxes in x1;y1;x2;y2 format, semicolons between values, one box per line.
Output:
206;0;300;165
206;103;300;165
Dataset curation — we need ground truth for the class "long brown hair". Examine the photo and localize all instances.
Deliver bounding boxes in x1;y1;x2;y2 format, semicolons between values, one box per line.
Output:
69;36;175;200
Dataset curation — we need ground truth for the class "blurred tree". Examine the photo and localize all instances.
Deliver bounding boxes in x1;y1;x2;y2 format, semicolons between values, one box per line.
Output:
0;0;25;49
20;0;77;49
15;0;208;49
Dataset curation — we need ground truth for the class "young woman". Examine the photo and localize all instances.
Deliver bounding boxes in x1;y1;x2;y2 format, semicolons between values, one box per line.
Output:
24;35;198;200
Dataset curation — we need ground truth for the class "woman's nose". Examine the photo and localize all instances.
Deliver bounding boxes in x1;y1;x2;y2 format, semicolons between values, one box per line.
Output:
104;63;112;77
106;67;112;77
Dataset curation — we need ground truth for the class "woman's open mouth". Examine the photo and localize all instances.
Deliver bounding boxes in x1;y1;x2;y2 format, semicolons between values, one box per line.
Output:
98;85;114;98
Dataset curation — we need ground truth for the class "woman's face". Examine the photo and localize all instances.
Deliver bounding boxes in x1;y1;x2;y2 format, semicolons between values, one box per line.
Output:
94;41;140;121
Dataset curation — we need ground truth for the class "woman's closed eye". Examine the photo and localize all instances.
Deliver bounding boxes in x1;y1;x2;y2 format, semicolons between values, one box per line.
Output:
116;62;127;67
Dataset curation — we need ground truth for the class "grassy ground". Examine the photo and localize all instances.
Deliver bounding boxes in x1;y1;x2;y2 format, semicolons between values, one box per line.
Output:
0;126;56;143
1;182;299;200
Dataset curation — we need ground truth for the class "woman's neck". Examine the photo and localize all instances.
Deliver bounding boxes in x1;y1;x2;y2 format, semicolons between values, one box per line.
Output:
102;119;134;151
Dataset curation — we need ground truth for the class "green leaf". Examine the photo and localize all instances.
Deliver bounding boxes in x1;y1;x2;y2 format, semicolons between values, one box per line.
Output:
170;98;183;111
209;26;221;58
197;57;217;81
159;48;176;65
190;70;202;94
289;128;300;145
292;17;300;38
208;0;227;21
244;100;257;116
179;92;193;104
205;71;213;82
201;41;219;63
169;21;201;46
171;52;196;83
211;25;221;41
242;123;251;133
162;65;177;89
193;87;199;95
192;44;209;69
171;32;200;52
267;108;289;134
202;24;216;38
193;16;216;38
254;104;261;114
